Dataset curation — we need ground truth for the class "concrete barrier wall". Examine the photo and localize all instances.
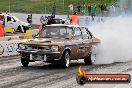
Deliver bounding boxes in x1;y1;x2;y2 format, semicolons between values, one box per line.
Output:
0;28;39;57
0;41;19;57
0;40;28;57
0;34;30;57
0;36;20;57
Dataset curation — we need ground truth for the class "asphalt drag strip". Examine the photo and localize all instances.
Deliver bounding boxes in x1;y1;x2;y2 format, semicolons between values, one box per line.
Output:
0;56;132;88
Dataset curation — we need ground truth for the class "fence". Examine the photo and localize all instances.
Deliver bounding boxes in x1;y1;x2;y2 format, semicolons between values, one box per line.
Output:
0;0;107;15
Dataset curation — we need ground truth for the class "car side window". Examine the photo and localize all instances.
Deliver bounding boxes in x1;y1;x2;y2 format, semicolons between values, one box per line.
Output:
59;27;73;36
66;27;73;36
74;27;82;40
81;27;89;39
7;16;11;22
59;27;66;35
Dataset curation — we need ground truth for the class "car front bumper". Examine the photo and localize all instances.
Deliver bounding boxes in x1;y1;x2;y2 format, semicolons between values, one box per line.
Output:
17;49;61;61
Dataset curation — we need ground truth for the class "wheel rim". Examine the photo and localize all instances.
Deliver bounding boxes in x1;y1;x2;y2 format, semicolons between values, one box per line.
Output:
65;52;70;67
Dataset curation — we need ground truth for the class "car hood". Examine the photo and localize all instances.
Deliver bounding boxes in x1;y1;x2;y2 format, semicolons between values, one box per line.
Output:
23;38;69;46
21;21;30;26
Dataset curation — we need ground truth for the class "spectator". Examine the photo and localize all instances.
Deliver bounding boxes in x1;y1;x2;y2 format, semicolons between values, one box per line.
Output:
77;5;81;13
40;15;48;25
27;14;32;26
104;4;107;11
47;16;56;25
70;11;79;25
82;5;86;14
30;14;32;19
100;4;104;17
51;2;56;18
88;5;91;16
103;4;108;16
91;4;96;21
68;4;74;14
6;11;8;14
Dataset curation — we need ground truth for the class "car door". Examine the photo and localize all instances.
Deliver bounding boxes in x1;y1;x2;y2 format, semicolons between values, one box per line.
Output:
10;17;18;30
71;27;83;59
5;16;15;29
81;27;93;58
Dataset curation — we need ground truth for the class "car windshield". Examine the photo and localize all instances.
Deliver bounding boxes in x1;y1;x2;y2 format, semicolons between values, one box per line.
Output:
12;16;19;21
36;26;73;39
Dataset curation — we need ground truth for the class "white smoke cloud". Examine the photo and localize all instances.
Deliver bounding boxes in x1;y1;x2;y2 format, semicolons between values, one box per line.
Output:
89;15;132;64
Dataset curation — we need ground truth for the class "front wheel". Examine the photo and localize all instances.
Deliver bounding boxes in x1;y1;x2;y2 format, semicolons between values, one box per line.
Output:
61;51;70;68
21;58;29;67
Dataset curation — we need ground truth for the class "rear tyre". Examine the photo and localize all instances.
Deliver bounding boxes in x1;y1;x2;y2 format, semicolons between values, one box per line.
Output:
61;51;70;68
17;25;24;33
21;58;29;67
84;54;92;65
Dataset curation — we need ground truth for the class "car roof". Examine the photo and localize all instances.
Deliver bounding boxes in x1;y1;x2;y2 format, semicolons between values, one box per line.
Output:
46;24;86;28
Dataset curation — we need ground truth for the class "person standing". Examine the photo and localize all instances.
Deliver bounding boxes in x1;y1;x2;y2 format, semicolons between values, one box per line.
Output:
27;14;32;26
77;5;81;13
103;4;108;16
88;5;91;16
68;4;74;14
30;14;32;19
82;5;86;14
70;11;79;25
40;15;48;25
51;2;56;18
91;4;96;21
47;16;56;25
100;4;104;17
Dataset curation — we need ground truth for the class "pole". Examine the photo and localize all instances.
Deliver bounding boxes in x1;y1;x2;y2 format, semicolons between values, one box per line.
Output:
63;0;64;13
9;0;11;13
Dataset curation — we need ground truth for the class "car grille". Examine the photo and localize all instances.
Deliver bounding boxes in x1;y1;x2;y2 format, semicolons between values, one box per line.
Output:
26;45;51;51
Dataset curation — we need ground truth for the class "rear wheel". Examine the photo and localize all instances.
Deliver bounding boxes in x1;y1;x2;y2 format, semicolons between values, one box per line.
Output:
84;54;92;65
17;25;24;33
61;51;70;68
21;58;29;67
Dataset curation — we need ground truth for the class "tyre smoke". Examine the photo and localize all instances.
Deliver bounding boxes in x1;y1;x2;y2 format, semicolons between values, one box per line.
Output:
89;15;132;64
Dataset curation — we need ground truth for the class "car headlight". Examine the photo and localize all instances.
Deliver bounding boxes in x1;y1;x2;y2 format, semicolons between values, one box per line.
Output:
51;46;59;51
19;44;26;50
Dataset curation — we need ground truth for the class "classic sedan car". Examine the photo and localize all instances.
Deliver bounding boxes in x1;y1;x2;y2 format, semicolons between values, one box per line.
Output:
17;24;100;68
